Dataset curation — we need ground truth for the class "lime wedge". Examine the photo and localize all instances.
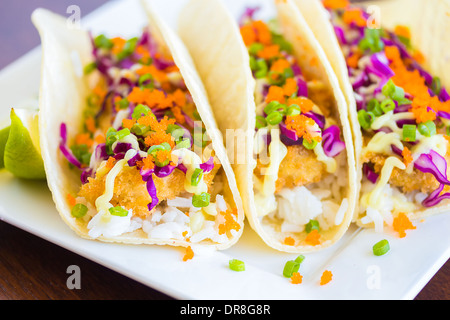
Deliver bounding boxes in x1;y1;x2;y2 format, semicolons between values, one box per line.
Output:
3;108;46;179
0;125;10;168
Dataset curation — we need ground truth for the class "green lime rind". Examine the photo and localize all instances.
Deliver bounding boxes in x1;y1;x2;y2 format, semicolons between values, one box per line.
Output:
0;125;10;168
4;108;46;179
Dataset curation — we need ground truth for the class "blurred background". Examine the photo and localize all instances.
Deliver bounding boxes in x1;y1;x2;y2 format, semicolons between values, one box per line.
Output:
0;0;447;300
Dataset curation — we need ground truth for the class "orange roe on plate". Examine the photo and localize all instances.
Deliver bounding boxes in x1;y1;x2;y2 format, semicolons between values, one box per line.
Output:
183;246;194;261
320;270;333;285
401;147;413;167
305;229;321;246
284;236;295;246
290;272;303;284
393;212;416;238
218;208;240;236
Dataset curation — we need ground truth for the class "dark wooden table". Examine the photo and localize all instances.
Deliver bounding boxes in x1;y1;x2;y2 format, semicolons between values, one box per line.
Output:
0;0;448;300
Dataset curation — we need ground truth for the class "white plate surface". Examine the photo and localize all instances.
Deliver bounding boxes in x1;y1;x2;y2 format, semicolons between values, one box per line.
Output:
0;0;449;300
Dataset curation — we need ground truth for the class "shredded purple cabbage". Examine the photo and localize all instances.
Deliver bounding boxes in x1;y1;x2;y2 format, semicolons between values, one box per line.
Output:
322;125;345;157
146;176;159;211
200;156;214;173
59;123;82;169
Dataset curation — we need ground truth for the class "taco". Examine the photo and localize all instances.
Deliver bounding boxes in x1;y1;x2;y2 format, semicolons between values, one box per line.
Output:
177;0;357;252
293;0;450;232
31;4;244;249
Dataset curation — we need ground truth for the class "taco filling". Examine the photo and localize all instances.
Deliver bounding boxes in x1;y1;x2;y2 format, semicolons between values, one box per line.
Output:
240;9;349;243
324;1;450;230
60;30;240;242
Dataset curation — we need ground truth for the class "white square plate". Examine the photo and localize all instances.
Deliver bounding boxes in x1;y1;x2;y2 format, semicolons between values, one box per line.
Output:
0;0;449;300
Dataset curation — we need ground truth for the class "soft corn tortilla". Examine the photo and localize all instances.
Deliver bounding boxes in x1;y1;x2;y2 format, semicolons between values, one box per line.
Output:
293;0;450;225
32;4;244;249
178;0;357;252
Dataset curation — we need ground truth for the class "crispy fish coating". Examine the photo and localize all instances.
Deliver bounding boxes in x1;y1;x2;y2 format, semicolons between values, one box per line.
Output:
79;162;220;219
255;145;326;192
362;152;439;194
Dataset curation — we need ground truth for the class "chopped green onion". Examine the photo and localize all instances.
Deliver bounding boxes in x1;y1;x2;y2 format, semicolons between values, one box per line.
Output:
382;79;410;104
255;115;268;129
70;144;91;165
249;56;257;71
109;206;129;217
382;79;395;98
191;168;204;187
117;128;131;140
249;42;264;55
358;28;384;53
266;111;283;125
380;98;395;113
264;101;281;115
305;219;320;233
283;260;300;278
132;104;152;119
148;142;171;155
117;37;138;61
192;110;201;120
402;124;417;142
295;255;305;264
175;138;191;150
71;203;88;218
83;62;97;75
116;97;129;110
138;73;154;88
366;99;380;112
432;77;441;96
255;59;268;79
358;109;375;129
418;120;436;137
283;67;294;79
193;132;208;148
268;70;285;85
192;192;210;208
105;128;130;154
303;138;318;150
131;123;150;136
287;104;301;116
372;239;390;256
271;32;293;54
229;259;245;272
94;34;113;49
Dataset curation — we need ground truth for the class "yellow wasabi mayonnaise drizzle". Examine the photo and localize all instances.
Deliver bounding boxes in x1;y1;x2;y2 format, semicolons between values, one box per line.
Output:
361;156;405;211
95;149;137;222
